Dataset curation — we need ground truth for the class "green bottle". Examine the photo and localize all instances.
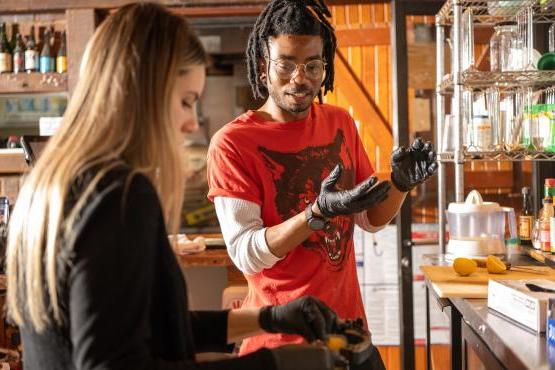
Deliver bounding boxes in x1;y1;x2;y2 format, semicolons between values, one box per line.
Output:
546;104;555;153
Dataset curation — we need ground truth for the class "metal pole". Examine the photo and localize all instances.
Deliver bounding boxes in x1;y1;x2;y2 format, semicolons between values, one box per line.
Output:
436;18;446;253
391;1;415;369
453;0;465;202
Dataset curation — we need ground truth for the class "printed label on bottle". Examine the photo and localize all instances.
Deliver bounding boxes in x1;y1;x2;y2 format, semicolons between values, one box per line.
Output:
519;216;533;240
541;229;551;243
40;56;51;73
56;56;67;73
13;53;23;72
25;50;37;70
0;53;10;73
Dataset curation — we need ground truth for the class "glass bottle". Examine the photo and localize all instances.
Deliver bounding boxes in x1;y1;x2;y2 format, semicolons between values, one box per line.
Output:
540;197;554;253
12;33;24;74
56;31;67;74
0;196;10;225
25;27;38;73
546;104;555;153
519;187;534;247
545;178;555;198
9;23;18;52
39;29;52;73
0;23;12;73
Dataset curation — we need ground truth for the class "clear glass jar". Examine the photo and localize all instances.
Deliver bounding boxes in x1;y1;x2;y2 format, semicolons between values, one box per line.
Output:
490;23;524;72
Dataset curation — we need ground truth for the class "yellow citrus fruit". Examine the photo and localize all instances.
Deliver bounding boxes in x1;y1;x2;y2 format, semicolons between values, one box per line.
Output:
326;335;348;352
486;255;507;274
453;257;478;276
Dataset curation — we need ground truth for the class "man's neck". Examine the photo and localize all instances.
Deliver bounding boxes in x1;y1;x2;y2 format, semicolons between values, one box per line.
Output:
256;100;310;123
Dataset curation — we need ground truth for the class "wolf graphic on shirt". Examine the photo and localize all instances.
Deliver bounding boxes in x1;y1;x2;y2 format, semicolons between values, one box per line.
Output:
258;129;355;268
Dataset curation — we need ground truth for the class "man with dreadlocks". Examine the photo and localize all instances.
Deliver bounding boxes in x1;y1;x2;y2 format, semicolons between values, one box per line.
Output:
207;0;437;365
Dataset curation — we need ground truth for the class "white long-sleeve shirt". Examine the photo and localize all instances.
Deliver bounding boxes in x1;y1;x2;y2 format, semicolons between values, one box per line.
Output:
214;196;385;275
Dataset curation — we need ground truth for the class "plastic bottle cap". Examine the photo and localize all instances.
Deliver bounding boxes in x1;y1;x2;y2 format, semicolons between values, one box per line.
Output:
546;178;555;186
522;187;530;194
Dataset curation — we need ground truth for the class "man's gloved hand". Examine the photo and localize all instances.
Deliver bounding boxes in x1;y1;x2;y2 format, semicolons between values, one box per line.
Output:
391;137;438;192
259;296;338;343
316;164;391;218
271;344;346;370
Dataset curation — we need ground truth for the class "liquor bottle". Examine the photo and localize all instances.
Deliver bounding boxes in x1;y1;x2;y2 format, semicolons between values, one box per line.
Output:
0;23;12;73
0;196;9;225
540;197;554;253
25;26;38;72
56;30;67;74
519;187;534;247
39;29;52;73
12;33;24;73
0;196;9;274
9;23;18;51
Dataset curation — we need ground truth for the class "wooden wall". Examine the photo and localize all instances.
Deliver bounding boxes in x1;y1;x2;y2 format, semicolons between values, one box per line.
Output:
326;3;392;173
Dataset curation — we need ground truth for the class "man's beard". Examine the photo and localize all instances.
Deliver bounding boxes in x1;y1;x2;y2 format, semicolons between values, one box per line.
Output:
268;85;317;114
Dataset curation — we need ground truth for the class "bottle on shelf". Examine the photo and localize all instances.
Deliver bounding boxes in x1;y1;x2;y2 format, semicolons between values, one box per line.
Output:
547;104;555;153
545;178;555;198
56;30;67;74
0;196;9;225
519;186;534;247
9;23;18;52
6;136;19;149
12;33;24;74
540;197;554;253
0;23;12;73
39;28;53;73
25;26;38;73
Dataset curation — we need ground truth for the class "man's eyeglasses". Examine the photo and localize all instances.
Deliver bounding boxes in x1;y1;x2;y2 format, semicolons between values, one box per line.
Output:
268;58;327;80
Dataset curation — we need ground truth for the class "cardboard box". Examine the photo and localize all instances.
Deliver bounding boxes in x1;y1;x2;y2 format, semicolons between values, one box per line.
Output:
488;279;555;332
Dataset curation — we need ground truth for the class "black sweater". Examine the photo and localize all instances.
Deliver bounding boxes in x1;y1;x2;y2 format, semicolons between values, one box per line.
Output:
20;170;275;370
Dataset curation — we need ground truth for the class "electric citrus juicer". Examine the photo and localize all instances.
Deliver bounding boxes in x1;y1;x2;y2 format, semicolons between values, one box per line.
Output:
446;190;517;257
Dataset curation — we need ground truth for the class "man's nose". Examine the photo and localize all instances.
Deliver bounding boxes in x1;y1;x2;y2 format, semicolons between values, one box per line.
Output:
290;65;309;84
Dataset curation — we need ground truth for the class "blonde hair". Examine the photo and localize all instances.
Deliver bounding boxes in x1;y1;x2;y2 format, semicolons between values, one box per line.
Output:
6;3;207;331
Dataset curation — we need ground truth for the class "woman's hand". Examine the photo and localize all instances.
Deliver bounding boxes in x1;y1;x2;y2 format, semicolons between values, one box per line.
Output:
259;296;337;342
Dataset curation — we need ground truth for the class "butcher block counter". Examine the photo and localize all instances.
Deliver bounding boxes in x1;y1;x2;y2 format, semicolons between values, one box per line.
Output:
422;254;552;370
176;234;246;286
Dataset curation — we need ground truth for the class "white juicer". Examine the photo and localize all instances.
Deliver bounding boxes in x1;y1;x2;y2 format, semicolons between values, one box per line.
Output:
446;190;514;257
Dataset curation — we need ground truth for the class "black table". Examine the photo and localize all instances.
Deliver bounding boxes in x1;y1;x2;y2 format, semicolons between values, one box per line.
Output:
424;254;551;370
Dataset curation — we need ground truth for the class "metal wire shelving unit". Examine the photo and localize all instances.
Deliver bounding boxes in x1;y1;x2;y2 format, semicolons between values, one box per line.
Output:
435;0;555;253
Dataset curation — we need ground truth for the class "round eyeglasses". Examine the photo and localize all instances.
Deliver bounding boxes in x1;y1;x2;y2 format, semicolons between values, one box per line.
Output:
268;58;327;80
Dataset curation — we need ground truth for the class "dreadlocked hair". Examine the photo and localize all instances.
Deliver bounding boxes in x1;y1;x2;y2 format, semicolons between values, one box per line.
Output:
246;0;336;102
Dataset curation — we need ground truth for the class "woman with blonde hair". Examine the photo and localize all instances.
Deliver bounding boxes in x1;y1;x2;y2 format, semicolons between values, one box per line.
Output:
6;3;340;370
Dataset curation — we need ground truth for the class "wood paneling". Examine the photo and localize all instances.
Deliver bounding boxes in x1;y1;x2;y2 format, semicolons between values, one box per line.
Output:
66;8;97;94
327;3;393;172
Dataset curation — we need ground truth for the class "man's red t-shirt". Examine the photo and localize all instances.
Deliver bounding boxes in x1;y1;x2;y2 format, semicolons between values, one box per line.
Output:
207;103;374;355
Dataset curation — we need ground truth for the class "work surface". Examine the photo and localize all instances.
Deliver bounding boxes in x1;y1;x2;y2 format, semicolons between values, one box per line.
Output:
443;297;550;370
421;264;555;298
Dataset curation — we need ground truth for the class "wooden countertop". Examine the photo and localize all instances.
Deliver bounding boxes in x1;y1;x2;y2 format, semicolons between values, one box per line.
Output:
176;248;233;267
175;233;233;267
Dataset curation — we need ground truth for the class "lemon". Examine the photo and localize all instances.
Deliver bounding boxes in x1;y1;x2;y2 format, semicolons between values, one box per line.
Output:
486;255;507;274
453;257;478;276
326;335;348;352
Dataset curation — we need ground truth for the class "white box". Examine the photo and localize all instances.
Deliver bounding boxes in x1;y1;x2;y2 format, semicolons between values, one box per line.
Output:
488;279;555;332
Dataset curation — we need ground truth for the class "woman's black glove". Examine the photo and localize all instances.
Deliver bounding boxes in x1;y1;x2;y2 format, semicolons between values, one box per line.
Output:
259;296;338;342
391;137;438;192
316;164;391;218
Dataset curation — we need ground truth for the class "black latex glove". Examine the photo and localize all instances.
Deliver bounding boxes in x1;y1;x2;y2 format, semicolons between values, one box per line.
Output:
271;344;347;370
259;296;338;343
390;137;438;192
316;164;391;218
